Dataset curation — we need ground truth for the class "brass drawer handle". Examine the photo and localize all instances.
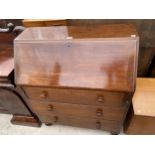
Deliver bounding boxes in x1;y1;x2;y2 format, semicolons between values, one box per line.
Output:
40;91;48;98
47;104;53;111
96;109;103;117
97;95;104;103
96;121;101;129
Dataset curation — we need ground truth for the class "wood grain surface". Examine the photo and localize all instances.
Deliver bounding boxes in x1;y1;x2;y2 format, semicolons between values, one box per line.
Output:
15;24;138;133
23;86;127;107
132;78;155;116
15;24;139;92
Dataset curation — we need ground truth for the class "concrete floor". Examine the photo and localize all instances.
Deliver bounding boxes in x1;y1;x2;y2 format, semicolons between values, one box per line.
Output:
0;114;123;135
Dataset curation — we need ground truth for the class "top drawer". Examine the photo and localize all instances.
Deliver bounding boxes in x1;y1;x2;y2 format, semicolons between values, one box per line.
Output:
22;86;129;107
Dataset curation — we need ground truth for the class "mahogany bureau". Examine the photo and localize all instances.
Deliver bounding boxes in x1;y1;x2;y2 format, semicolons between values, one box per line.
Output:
14;24;139;134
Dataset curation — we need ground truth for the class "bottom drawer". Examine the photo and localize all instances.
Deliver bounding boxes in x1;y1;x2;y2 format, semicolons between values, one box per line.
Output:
37;112;121;133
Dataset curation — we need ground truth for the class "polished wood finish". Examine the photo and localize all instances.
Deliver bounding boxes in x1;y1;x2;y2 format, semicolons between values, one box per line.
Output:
42;114;121;133
2;19;155;77
67;19;155;48
15;24;138;40
23;86;128;107
28;100;128;122
15;24;139;92
67;19;155;77
124;78;155;134
22;19;67;27
15;24;139;133
22;19;155;78
11;115;41;127
21;19;155;78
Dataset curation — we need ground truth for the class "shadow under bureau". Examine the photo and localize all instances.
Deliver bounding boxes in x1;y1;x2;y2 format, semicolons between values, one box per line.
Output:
14;24;139;134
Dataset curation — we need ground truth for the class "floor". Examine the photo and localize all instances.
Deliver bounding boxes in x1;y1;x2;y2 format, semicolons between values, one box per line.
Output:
0;114;124;135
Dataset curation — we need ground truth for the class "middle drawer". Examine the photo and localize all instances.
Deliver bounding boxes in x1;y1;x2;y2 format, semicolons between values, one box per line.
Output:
28;100;128;122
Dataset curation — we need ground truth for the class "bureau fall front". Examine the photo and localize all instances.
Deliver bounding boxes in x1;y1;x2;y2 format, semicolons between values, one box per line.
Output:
14;24;139;134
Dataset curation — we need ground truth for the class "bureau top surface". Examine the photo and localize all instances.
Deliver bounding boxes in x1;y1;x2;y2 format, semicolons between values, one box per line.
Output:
133;78;155;117
15;24;139;92
15;24;138;42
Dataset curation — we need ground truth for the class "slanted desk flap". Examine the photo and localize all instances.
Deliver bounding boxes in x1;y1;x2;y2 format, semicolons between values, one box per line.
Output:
14;25;139;92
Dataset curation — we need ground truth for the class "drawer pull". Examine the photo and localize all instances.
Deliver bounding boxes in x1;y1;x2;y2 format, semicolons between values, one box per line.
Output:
47;104;53;111
96;121;101;129
97;96;104;103
96;109;103;117
40;91;48;98
53;116;58;123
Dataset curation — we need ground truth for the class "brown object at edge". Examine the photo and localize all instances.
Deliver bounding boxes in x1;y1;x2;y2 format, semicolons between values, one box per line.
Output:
124;78;155;134
0;23;41;127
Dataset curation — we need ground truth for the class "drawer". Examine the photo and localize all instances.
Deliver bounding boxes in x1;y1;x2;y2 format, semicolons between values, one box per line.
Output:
34;113;121;132
23;86;128;107
29;100;128;122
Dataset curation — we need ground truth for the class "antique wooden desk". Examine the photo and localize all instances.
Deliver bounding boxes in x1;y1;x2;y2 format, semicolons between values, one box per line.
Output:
124;78;155;134
14;24;139;134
